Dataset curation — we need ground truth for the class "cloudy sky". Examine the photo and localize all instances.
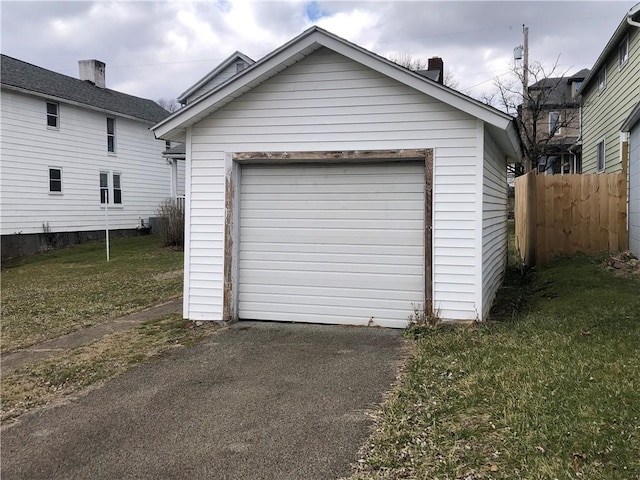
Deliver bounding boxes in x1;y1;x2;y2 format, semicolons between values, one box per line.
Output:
1;1;636;106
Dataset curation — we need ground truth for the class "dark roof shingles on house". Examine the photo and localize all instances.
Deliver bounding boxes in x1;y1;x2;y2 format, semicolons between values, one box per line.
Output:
528;69;590;107
0;54;169;123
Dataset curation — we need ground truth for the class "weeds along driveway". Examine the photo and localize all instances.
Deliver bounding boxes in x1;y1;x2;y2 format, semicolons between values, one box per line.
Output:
1;321;405;480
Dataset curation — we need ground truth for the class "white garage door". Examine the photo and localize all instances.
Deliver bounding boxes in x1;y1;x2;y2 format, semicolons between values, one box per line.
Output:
238;162;425;328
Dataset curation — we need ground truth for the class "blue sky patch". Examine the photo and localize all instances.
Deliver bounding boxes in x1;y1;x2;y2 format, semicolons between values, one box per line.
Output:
305;1;325;22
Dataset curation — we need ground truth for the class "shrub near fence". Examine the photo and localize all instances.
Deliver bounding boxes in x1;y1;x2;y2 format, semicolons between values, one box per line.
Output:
515;171;628;266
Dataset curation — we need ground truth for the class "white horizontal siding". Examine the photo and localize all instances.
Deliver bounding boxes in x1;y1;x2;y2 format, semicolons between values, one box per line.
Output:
187;47;481;322
481;128;508;320
0;90;170;235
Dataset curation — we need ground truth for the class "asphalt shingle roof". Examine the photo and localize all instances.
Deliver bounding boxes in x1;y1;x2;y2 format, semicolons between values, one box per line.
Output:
1;54;169;123
528;69;590;106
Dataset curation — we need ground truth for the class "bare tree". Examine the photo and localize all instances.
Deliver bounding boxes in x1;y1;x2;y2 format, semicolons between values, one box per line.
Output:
492;60;580;173
156;98;181;113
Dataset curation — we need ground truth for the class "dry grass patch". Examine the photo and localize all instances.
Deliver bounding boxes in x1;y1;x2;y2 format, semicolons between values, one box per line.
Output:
1;314;219;424
1;235;183;352
348;253;640;479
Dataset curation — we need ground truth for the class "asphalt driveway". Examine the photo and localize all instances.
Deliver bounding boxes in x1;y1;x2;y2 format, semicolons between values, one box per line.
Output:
1;321;405;480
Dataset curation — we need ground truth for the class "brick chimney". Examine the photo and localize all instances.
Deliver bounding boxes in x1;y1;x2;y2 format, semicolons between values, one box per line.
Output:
427;57;444;84
79;59;106;88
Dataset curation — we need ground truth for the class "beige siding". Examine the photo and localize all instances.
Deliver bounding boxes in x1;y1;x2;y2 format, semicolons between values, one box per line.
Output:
582;27;640;173
0;90;170;235
187;47;484;322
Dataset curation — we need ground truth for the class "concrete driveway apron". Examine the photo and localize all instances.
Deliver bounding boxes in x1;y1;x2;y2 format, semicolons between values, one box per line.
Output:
1;321;405;480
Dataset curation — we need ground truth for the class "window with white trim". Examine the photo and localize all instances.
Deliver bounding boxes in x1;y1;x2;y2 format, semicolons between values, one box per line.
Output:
107;117;116;153
549;111;561;135
100;171;123;204
100;171;109;203
597;68;606;92
46;102;59;128
596;139;605;172
619;35;629;67
49;167;62;193
113;173;122;204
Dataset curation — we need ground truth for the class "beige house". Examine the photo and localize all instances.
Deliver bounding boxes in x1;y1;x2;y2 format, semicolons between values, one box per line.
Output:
579;3;640;173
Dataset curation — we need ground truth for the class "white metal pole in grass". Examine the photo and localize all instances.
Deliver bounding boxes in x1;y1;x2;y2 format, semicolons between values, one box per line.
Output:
105;174;110;262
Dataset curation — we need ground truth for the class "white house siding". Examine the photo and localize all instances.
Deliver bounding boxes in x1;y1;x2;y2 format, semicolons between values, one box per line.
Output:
176;160;186;196
186;47;483;322
630;122;640;257
0;90;170;235
481;128;508;320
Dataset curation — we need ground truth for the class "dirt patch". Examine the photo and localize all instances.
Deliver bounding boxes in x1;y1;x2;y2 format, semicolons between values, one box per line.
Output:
151;270;183;281
603;251;640;277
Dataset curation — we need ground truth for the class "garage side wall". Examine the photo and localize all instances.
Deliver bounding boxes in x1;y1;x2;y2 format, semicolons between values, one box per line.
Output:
481;128;508;320
186;47;483;321
630;122;640;257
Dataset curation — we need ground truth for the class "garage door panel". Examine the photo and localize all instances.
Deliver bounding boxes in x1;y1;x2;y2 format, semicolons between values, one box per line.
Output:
239;284;423;302
240;242;423;256
239;217;423;231
238;162;425;327
239;259;424;276
240;250;422;266
239;228;421;245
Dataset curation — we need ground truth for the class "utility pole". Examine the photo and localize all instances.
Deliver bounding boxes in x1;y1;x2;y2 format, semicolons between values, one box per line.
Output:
522;24;529;101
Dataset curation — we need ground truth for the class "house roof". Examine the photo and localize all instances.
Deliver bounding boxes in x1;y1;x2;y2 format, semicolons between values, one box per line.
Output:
153;26;521;160
528;69;589;106
163;143;186;156
579;3;640;95
176;51;254;104
0;54;169;123
621;101;640;131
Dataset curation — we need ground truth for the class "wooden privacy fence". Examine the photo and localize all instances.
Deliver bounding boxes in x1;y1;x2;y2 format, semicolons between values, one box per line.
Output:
515;171;628;266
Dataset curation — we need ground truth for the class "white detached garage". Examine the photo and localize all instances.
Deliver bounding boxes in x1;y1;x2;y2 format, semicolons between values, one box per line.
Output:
153;27;521;327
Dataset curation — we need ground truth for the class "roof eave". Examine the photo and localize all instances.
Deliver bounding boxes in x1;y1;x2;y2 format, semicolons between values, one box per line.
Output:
579;8;636;94
2;83;161;124
153;26;515;140
176;51;255;103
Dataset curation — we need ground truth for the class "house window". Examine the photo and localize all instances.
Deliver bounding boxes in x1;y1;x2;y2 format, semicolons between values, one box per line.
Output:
549;112;561;135
619;36;629;67
597;68;606;92
107;117;116;153
113;173;122;204
100;172;122;204
46;102;59;128
596;139;605;172
49;167;62;193
100;171;109;203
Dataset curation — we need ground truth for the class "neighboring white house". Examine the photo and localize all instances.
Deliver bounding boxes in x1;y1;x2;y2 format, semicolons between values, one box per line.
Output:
176;52;254;106
152;26;522;327
0;54;176;258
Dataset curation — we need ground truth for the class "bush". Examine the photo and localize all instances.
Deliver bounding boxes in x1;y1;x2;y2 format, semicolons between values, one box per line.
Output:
156;199;184;249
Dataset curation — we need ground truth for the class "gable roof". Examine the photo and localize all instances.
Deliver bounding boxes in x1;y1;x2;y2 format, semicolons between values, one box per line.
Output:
153;26;521;160
0;54;169;123
579;3;640;95
176;51;254;104
527;69;589;106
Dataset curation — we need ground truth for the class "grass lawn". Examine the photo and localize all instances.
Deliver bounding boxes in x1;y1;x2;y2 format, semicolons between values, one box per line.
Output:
1;235;184;352
350;251;640;478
